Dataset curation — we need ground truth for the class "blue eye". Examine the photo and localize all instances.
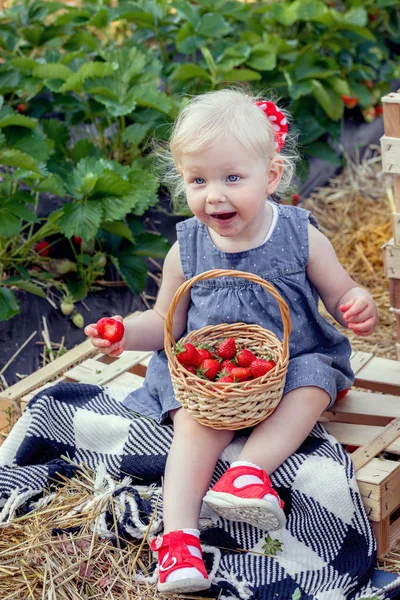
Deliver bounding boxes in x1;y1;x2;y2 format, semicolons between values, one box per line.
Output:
193;177;205;185
227;175;239;182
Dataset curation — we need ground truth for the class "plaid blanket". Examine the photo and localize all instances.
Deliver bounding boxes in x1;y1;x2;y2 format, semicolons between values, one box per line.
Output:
1;382;400;599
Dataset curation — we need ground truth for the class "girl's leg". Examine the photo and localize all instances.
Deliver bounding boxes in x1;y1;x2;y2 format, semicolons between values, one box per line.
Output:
203;387;330;529
163;407;234;532
238;386;330;471
153;407;234;593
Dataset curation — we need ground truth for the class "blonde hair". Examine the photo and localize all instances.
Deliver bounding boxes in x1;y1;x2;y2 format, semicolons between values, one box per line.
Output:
155;88;299;210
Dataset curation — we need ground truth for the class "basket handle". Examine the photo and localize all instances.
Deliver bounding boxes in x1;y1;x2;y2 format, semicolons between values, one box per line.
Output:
164;269;291;356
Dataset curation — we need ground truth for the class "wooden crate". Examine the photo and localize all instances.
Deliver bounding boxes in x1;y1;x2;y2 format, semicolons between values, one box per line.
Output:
1;319;400;559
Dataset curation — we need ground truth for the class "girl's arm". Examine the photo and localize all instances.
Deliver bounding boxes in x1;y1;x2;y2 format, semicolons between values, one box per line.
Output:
307;225;378;336
85;241;190;355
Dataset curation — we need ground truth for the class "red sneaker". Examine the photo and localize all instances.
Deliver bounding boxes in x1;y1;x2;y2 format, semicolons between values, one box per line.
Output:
203;465;286;530
150;530;210;593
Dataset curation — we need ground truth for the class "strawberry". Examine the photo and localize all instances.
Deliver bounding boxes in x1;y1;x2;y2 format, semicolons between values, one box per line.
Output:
60;300;74;316
197;348;212;361
291;193;300;206
175;342;202;367
217;375;234;383
236;349;257;368
220;359;236;374
35;240;50;257
72;312;84;328
362;106;376;123
185;365;197;374
375;105;383;117
73;236;82;246
217;337;236;359
250;359;276;379
16;103;28;113
96;317;125;343
341;95;357;109
231;367;251;382
199;358;220;381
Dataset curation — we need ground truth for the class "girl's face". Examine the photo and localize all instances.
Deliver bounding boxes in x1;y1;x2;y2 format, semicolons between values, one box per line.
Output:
179;134;283;244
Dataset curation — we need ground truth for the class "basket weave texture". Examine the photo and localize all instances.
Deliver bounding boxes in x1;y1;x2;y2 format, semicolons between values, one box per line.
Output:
164;269;292;430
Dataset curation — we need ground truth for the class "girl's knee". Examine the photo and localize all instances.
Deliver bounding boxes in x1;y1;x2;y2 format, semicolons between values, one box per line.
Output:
172;407;234;443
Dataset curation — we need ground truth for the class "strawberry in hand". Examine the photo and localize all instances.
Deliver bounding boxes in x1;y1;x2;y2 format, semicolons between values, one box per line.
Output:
96;317;125;343
339;295;378;337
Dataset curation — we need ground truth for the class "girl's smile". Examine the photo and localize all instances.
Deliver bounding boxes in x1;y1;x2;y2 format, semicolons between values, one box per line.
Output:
179;134;282;251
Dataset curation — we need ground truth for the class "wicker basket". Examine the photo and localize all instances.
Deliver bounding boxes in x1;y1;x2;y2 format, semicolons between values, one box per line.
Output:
164;269;291;430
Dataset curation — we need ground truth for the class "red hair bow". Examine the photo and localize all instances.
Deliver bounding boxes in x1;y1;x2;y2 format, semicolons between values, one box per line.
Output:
255;100;288;151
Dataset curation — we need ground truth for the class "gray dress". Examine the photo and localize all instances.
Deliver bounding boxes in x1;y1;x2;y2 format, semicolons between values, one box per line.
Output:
123;203;354;423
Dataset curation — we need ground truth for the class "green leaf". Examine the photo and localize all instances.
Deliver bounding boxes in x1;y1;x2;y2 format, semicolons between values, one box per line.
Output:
36;173;66;196
32;63;72;81
100;196;137;221
311;80;344;120
112;254;148;295
94;171;133;196
174;0;201;27
132;232;170;258
122;123;151;146
246;45;276;71
223;68;261;82
42;118;70;151
326;77;351;96
88;7;110;28
9;130;49;163
344;6;367;27
348;80;374;108
0;113;38;129
0;287;19;321
197;13;230;37
0;149;42;174
100;220;134;243
59;62;114;93
304;141;342;166
59;201;103;241
172;63;211;82
126;169;160;215
6;280;47;298
133;87;173;115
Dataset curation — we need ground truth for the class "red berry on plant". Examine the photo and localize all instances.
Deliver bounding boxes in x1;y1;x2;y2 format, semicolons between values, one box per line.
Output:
341;95;358;109
250;359;276;379
236;348;257;368
217;338;237;359
231;367;252;382
35;240;50;256
73;236;82;246
375;105;383;117
96;317;125;343
175;342;203;367
291;193;300;205
16;103;28;113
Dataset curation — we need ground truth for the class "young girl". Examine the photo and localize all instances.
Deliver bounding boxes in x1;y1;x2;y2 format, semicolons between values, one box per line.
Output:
85;88;378;594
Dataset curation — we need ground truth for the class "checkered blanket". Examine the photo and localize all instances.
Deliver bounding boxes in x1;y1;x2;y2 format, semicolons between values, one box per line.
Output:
1;382;399;599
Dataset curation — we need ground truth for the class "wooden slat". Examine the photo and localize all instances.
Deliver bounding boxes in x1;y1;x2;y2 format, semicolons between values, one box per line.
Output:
108;372;145;390
64;351;153;385
328;390;400;419
352;352;400;394
351;416;400;471
350;351;374;375
0;338;98;403
324;422;400;455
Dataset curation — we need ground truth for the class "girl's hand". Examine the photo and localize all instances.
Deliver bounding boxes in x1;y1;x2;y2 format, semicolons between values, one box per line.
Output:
339;297;378;337
84;315;125;357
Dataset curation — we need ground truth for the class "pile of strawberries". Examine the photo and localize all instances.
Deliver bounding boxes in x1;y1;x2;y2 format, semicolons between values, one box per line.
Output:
174;337;276;383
